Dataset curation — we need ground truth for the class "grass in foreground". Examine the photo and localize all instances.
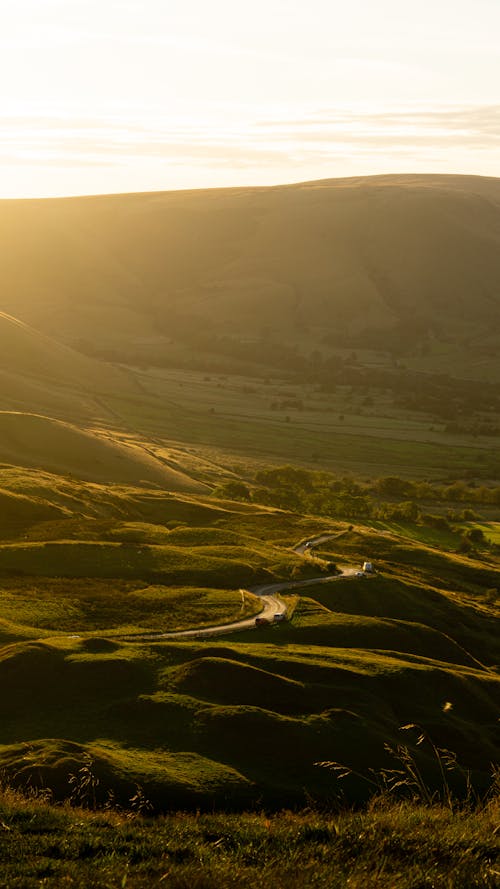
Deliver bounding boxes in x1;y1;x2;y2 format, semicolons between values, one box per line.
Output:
0;786;498;888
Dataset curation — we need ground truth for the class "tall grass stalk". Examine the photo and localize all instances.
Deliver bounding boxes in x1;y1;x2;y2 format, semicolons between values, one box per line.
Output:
317;723;498;811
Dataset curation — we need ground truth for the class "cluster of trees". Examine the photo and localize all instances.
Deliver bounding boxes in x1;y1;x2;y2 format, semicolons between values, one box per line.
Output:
213;467;500;526
370;475;500;506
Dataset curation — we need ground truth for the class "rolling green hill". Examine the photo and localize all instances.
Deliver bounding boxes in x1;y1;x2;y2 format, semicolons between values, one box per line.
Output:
0;465;497;810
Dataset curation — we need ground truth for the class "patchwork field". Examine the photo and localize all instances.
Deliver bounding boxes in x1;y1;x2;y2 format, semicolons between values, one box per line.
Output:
100;365;500;478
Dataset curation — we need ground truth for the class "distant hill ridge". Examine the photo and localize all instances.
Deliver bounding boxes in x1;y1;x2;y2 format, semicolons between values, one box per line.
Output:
1;174;500;360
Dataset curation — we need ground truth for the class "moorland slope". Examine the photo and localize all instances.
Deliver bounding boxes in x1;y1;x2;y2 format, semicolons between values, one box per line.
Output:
0;310;136;422
2;176;500;478
0;412;207;490
2;175;500;366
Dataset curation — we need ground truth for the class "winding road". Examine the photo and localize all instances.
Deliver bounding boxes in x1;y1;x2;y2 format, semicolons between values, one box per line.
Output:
121;531;361;642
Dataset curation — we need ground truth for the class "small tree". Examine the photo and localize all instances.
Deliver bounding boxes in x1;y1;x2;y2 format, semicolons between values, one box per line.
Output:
466;527;484;544
213;480;250;501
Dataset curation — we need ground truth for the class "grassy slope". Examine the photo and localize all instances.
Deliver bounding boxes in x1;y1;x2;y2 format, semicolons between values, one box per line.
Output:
0;412;209;490
0;472;325;642
0;311;127;391
0;310;137;423
0;470;498;809
2;176;500;354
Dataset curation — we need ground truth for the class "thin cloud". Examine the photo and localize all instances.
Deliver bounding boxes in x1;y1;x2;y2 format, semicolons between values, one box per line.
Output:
257;105;500;143
1;104;499;178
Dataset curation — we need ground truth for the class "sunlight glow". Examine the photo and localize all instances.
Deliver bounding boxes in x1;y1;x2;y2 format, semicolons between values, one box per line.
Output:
1;0;499;197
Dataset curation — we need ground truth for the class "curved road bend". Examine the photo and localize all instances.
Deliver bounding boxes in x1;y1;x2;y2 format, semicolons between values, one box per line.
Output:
121;586;286;642
120;531;357;642
294;529;349;556
120;572;356;642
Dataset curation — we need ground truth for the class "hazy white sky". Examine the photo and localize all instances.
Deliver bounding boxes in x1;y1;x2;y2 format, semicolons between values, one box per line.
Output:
1;0;499;196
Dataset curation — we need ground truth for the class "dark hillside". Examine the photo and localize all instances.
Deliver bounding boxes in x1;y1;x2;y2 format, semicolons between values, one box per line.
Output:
2;175;500;366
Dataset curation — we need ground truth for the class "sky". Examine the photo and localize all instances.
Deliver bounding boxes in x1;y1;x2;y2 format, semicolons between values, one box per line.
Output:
1;0;499;197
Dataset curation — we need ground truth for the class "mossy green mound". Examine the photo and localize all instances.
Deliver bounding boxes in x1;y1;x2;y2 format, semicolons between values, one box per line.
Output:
169;656;309;712
0;632;497;807
0;738;252;809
